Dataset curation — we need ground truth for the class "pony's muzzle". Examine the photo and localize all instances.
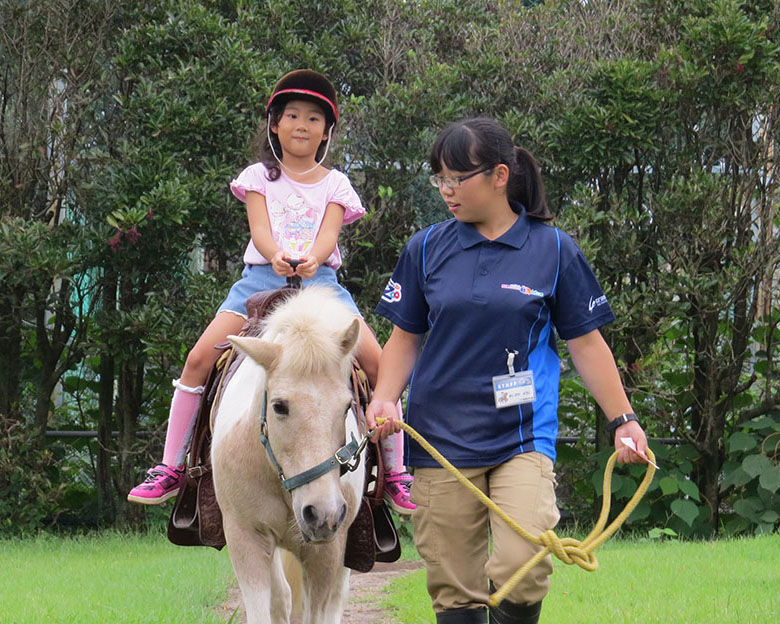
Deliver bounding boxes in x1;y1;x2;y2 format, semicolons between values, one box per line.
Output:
299;501;348;542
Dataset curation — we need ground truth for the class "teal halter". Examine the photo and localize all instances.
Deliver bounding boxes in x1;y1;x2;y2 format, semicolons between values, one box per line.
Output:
258;391;367;492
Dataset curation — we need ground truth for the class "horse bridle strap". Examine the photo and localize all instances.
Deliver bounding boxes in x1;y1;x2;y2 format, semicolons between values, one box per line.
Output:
259;391;367;492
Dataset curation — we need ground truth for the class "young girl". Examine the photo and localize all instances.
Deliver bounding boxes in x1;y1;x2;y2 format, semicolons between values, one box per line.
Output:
367;118;649;623
128;70;414;514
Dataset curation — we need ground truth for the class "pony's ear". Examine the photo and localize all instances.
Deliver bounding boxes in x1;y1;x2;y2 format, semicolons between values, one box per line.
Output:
228;335;281;371
339;318;360;356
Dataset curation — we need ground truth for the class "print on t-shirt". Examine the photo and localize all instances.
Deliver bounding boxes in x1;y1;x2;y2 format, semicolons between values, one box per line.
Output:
268;192;317;258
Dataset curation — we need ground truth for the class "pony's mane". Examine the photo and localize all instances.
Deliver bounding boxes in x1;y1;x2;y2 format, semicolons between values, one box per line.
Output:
262;286;358;377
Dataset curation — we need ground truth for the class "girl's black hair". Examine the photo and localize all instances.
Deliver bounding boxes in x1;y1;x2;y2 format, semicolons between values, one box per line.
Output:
259;99;335;181
429;118;553;221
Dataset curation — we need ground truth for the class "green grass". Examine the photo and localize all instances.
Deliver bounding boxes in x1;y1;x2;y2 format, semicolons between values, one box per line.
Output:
4;531;777;623
0;532;235;624
382;535;780;623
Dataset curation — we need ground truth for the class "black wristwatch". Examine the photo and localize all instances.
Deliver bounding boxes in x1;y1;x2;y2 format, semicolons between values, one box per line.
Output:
605;413;639;433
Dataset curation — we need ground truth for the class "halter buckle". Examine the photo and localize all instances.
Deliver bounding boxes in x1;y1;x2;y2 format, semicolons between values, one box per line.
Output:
335;434;362;472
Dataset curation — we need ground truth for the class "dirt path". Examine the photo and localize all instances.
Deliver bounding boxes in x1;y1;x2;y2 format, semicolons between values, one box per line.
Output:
216;560;424;623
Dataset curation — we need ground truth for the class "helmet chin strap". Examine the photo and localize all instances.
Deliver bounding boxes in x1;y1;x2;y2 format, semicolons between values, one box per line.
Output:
267;119;334;176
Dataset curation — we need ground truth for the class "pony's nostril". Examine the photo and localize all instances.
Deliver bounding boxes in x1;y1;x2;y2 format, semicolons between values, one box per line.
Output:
302;504;318;526
337;503;347;526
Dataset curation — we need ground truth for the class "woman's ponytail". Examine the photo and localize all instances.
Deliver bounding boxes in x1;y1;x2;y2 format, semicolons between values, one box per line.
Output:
510;147;552;221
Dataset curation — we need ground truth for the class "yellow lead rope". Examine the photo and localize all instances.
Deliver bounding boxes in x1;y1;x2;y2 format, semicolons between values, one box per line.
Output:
377;418;657;607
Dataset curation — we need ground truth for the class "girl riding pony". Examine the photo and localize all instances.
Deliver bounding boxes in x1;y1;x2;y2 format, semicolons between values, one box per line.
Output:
128;69;414;515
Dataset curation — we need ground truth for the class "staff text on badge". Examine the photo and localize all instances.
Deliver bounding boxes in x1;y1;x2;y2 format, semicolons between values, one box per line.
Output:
492;370;537;409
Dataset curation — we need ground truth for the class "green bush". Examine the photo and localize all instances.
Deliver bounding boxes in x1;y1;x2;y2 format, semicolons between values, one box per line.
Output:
720;414;780;535
0;415;65;535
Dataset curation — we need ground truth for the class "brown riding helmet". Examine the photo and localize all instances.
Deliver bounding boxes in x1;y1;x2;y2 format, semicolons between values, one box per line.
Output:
266;69;338;124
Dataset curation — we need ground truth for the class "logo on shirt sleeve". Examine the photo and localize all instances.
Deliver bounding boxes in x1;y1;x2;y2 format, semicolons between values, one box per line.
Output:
381;279;403;303
588;294;608;312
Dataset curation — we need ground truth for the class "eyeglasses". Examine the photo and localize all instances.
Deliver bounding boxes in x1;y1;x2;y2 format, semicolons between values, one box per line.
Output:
428;166;494;190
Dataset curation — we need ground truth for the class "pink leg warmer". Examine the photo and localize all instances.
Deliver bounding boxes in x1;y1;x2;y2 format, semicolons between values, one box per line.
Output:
162;379;204;468
379;400;406;473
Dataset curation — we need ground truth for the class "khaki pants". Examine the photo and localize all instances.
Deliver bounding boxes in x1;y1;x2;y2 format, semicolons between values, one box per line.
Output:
410;452;560;613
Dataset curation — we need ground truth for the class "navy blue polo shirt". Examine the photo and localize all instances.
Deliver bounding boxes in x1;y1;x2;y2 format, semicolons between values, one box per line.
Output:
375;206;615;468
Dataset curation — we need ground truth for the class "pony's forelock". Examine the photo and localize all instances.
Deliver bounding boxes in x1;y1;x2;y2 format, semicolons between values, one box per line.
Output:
262;286;357;377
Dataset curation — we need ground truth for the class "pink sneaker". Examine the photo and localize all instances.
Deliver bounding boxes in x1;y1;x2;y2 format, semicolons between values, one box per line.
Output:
384;471;416;515
127;464;185;505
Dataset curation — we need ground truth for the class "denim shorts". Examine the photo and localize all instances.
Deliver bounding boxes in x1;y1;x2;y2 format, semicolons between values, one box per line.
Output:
217;263;361;318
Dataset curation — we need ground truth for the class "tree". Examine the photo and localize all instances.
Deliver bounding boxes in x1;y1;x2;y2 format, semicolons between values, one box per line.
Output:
0;0;118;428
2;0;777;536
0;0;123;529
81;0;281;524
486;0;780;534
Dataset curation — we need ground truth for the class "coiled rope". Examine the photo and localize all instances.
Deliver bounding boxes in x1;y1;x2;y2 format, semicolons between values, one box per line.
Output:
377;418;657;607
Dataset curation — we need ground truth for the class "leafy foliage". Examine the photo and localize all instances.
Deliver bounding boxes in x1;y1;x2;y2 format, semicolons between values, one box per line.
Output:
0;415;65;533
720;415;780;534
1;0;779;536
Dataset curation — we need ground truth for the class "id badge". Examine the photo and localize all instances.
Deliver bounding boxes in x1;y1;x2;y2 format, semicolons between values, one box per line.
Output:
492;370;536;409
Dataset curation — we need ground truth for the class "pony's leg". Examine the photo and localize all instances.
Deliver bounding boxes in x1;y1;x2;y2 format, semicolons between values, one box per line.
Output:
270;548;292;624
280;548;304;619
223;520;276;624
299;539;351;624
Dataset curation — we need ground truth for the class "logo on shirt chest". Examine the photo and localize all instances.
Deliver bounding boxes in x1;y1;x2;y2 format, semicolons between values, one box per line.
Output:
501;283;544;297
382;278;403;303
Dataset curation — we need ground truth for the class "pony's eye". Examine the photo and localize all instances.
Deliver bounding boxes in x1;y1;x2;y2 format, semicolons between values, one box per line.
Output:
271;400;289;416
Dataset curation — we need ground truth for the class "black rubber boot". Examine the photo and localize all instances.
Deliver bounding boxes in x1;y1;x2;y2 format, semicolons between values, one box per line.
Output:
488;600;541;624
488;582;542;624
436;607;489;624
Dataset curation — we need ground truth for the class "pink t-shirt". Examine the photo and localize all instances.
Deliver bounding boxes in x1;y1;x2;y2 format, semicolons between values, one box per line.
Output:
230;162;365;269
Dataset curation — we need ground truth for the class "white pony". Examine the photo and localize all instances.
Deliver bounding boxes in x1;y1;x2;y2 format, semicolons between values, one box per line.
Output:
211;286;366;624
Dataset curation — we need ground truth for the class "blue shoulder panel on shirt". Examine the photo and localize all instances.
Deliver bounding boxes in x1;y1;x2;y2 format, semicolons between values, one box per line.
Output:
421;223;437;280
551;227;561;297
